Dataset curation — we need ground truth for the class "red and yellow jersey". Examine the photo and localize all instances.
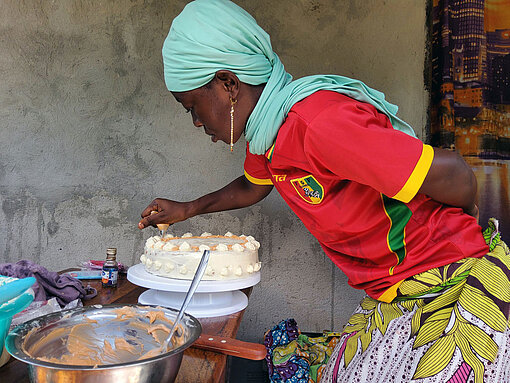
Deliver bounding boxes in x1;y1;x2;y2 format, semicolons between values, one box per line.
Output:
244;91;488;302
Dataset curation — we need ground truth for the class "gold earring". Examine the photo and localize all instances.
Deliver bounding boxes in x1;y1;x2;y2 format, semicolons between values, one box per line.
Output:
230;97;237;153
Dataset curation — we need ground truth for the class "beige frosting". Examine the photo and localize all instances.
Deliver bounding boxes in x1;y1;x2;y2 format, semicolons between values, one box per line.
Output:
141;232;261;280
24;306;186;366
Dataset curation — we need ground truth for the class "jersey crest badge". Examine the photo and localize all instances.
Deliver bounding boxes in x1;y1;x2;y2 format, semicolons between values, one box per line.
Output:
291;175;324;204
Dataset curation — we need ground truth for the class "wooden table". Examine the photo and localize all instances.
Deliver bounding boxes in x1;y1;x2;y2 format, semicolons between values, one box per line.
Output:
0;272;253;383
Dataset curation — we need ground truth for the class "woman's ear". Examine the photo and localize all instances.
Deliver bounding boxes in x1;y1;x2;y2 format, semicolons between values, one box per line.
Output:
215;70;240;99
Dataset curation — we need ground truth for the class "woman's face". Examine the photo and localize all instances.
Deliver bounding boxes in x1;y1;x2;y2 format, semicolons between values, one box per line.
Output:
172;83;232;144
171;71;263;146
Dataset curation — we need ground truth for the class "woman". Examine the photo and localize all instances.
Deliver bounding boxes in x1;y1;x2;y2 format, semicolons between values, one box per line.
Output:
138;1;509;382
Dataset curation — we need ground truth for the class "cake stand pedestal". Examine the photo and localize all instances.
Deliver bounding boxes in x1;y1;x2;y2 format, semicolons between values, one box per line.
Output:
127;263;260;318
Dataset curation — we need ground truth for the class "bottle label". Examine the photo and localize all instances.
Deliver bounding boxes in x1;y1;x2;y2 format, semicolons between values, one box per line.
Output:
101;268;118;286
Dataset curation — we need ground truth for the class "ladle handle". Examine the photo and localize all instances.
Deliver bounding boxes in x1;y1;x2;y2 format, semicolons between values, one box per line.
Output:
193;334;267;360
163;250;210;349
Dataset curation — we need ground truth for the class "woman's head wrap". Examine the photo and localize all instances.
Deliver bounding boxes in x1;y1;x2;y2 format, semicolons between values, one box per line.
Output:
162;0;274;91
163;0;416;155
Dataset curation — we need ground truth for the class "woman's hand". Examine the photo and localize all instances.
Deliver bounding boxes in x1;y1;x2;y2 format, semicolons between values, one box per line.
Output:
419;148;478;216
138;199;192;229
137;175;272;230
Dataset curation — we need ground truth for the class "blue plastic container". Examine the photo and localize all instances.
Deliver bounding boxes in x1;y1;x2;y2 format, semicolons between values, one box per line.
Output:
0;275;35;366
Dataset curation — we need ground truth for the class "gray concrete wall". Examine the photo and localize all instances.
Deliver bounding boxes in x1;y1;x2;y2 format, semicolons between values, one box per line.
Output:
0;1;427;342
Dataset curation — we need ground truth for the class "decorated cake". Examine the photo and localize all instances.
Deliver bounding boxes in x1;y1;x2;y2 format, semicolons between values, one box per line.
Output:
140;232;261;280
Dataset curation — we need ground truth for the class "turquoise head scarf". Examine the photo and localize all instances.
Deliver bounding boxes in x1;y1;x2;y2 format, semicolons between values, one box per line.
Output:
163;0;416;155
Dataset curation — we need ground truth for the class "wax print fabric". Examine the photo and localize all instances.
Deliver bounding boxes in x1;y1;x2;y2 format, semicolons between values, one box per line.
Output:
265;219;510;383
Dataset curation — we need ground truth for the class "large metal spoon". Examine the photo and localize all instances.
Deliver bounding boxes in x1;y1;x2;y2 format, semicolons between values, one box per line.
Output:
161;249;210;351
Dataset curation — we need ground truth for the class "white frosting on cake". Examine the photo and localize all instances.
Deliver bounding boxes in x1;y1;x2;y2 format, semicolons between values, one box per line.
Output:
141;232;261;280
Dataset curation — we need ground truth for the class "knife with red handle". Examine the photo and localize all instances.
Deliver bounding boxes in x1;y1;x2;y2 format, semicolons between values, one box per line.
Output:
192;334;267;360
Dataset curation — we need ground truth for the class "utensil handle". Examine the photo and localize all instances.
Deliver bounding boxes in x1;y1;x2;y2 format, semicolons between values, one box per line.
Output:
175;250;210;320
193;334;267;360
0;277;36;306
163;250;210;349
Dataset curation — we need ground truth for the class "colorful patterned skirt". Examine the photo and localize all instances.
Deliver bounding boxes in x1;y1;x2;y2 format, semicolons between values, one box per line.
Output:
265;219;510;383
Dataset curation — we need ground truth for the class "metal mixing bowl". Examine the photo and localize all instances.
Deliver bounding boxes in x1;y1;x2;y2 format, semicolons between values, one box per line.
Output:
5;304;201;383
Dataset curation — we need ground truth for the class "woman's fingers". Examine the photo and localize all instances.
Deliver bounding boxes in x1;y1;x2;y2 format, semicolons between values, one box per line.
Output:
139;200;163;229
141;200;161;218
138;214;154;229
138;199;189;230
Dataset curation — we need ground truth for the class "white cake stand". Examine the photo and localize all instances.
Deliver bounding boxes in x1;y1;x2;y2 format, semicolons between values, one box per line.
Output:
127;263;260;318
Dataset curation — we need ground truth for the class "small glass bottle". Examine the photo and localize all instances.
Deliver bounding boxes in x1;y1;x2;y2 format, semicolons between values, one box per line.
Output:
101;248;118;288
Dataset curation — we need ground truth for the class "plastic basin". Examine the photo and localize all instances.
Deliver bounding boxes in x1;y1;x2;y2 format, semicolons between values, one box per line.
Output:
0;275;35;367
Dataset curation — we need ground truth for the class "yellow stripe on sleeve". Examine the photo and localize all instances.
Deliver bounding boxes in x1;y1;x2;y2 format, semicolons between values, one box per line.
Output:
244;170;273;185
391;144;434;203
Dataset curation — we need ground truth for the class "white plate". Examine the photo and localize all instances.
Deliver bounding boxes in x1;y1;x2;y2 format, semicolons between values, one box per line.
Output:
127;264;260;293
137;289;248;318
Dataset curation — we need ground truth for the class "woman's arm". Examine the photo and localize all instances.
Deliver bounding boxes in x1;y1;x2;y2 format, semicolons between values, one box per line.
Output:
418;147;478;218
138;175;273;229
